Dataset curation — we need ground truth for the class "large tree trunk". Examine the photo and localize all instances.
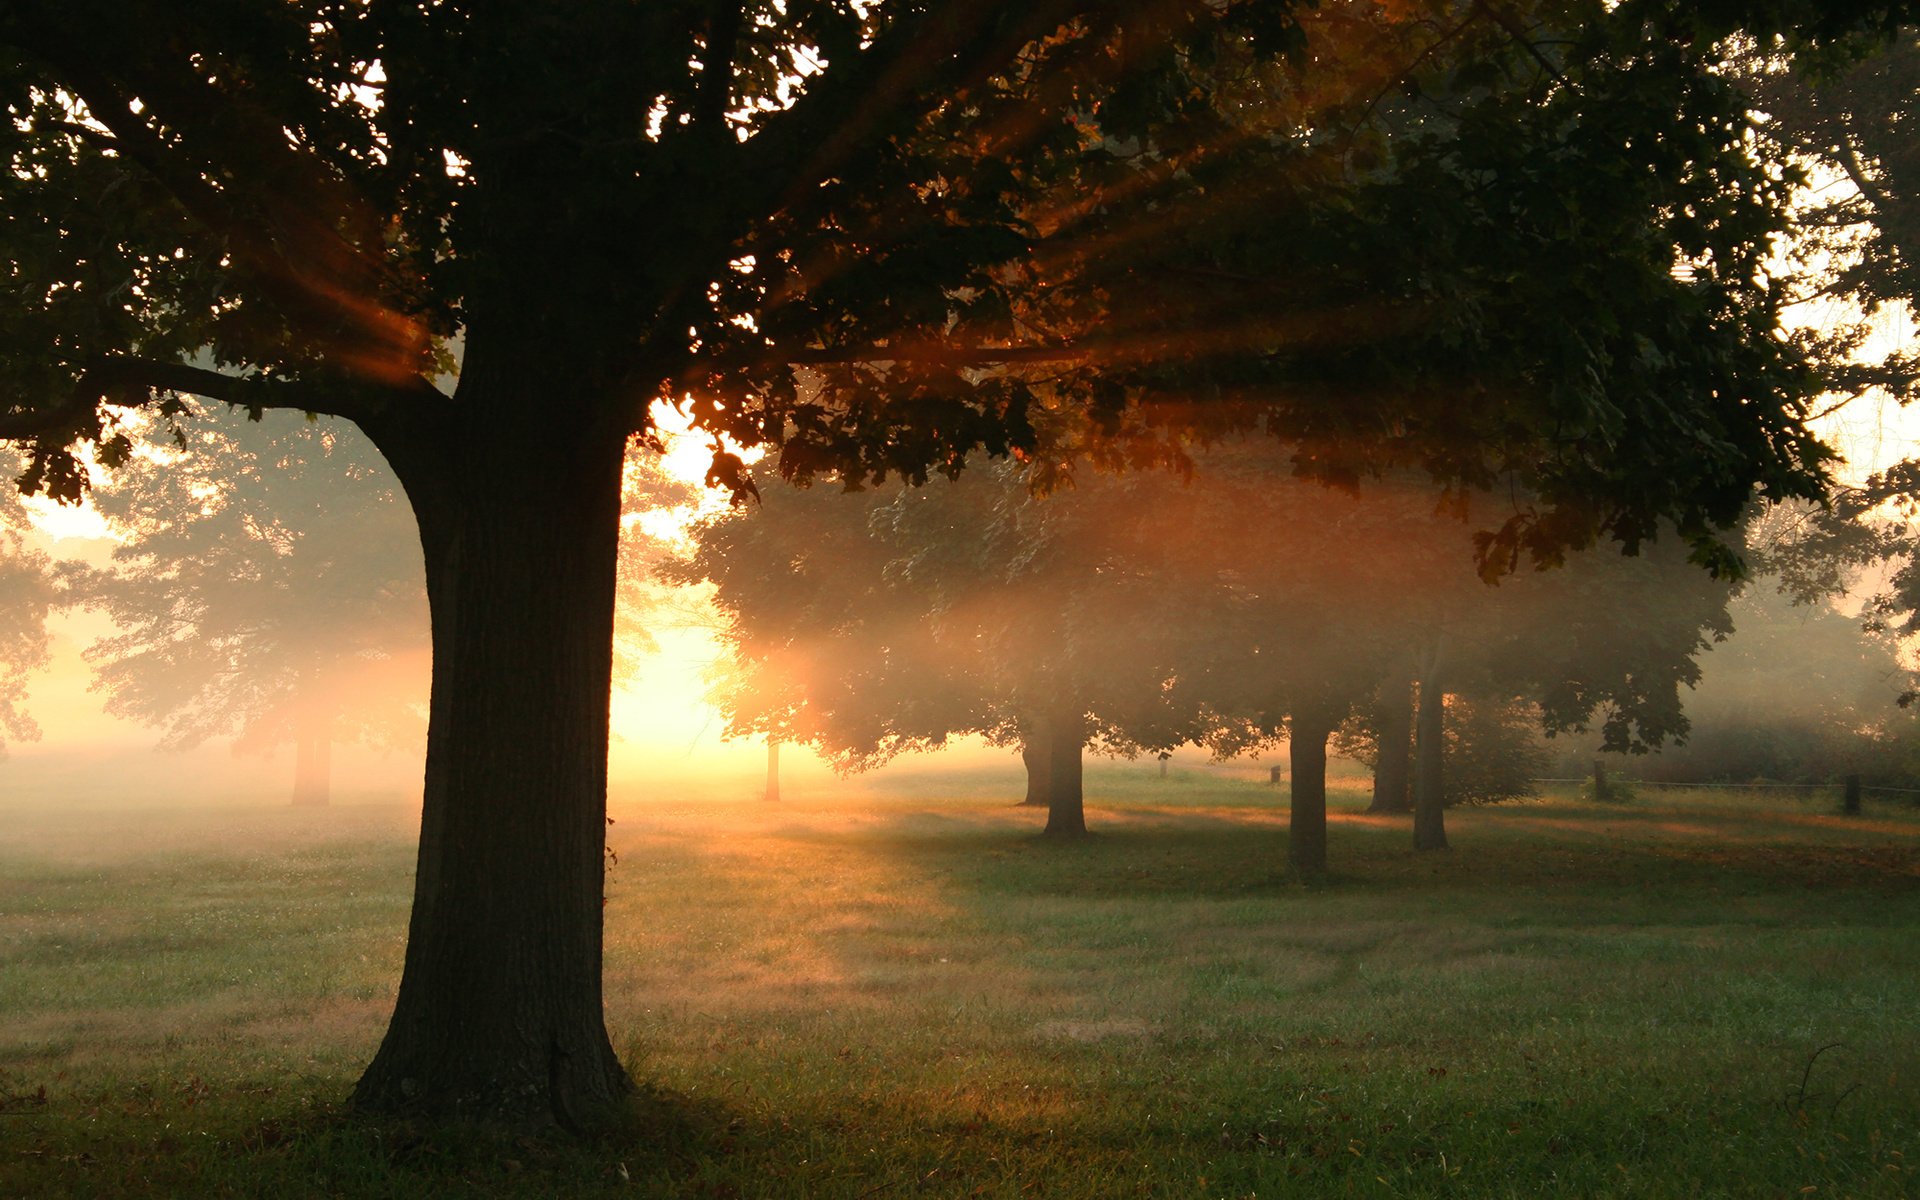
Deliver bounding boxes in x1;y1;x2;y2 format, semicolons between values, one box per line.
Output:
1288;706;1334;878
1412;677;1449;852
1018;730;1051;806
1367;674;1413;815
353;398;632;1129
291;711;332;807
764;739;781;803
1042;707;1088;838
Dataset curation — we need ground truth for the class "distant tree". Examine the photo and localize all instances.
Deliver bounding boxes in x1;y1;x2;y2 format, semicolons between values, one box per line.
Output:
670;460;1225;838
0;451;55;758
1136;451;1431;874
1385;528;1739;846
65;405;427;804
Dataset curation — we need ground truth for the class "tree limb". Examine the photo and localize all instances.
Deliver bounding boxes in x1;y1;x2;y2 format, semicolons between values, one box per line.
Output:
0;357;448;443
1480;0;1569;85
695;2;744;142
1830;126;1899;218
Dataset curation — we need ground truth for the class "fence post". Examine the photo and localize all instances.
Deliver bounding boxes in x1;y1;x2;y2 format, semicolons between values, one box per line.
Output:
1269;764;1283;786
1844;773;1862;816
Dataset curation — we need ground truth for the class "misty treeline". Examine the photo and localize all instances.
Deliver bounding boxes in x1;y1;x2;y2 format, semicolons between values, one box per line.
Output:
669;442;1789;870
659;18;1918;856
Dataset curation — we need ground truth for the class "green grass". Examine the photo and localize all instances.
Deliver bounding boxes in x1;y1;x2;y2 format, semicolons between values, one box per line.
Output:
3;770;1918;1197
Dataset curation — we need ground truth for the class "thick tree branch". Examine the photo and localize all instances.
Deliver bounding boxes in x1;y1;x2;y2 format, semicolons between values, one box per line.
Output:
1830;126;1899;217
695;2;744;141
0;357;447;443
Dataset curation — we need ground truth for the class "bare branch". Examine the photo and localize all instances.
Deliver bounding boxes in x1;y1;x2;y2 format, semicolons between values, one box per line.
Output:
1481;1;1569;86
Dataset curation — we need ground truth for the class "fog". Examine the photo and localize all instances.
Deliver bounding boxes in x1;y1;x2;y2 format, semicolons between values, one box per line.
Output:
6;395;1917;863
0;407;767;823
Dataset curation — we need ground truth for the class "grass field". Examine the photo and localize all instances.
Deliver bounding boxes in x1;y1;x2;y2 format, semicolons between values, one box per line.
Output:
2;764;1917;1197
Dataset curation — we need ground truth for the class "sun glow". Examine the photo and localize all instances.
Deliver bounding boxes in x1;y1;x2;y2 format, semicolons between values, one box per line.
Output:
19;492;113;542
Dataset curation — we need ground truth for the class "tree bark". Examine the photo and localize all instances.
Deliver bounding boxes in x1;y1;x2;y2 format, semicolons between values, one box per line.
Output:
291;712;332;807
1287;706;1334;878
1367;674;1414;815
1042;707;1088;837
764;739;781;803
352;398;633;1129
1412;677;1449;852
1018;730;1051;806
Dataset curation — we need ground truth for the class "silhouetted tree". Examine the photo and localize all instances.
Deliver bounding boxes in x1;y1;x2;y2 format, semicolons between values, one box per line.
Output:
1162;448;1738;861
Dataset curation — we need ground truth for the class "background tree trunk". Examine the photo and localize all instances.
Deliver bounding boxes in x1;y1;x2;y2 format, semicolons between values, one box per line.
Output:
1018;731;1052;806
1042;707;1088;837
1367;674;1414;814
352;405;632;1130
764;739;781;803
291;711;332;807
1412;677;1449;851
1288;706;1334;878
